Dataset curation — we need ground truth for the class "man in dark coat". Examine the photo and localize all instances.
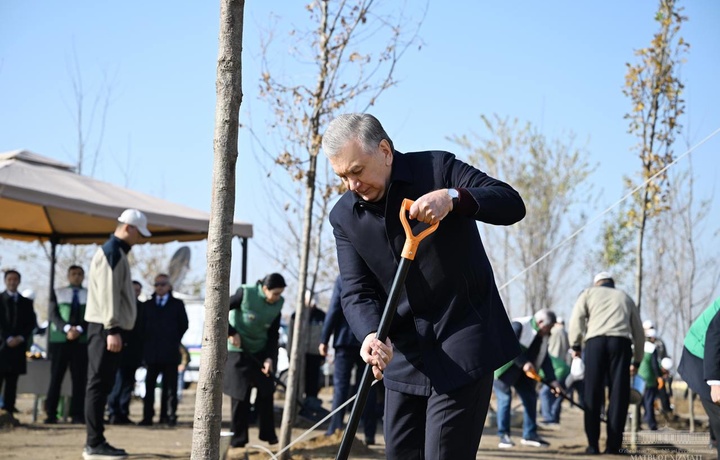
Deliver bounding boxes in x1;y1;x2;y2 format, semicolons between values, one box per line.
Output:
322;113;525;459
107;280;145;424
0;269;37;415
319;276;378;445
138;274;188;426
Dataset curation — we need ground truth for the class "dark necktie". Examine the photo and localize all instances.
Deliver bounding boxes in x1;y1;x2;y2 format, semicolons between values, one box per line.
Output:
7;293;17;328
70;288;80;324
157;297;164;308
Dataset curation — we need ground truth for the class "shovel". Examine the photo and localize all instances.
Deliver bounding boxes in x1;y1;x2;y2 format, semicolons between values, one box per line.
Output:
525;368;607;423
336;198;439;460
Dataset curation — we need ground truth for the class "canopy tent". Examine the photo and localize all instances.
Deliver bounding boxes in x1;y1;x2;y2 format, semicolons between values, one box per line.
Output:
0;149;252;296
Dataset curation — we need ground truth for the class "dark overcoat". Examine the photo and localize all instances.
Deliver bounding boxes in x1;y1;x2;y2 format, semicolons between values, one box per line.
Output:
329;150;524;396
0;291;37;374
142;294;189;365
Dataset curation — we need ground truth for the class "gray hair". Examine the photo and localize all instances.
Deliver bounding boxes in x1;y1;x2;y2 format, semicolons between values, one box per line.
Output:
533;308;557;326
322;113;394;158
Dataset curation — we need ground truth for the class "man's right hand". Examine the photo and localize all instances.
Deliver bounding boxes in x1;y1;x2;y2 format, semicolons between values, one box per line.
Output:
66;328;80;341
361;333;393;380
106;333;123;353
318;343;328;357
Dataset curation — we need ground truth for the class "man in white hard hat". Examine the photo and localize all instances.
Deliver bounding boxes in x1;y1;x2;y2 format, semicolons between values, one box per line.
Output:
83;209;150;459
643;319;674;415
568;271;645;455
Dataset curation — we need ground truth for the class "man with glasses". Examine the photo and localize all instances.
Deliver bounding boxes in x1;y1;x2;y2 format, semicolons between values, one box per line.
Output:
138;274;188;427
83;209;150;459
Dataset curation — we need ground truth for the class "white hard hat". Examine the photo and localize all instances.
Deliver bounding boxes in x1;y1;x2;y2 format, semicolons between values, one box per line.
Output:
661;357;674;371
593;271;613;284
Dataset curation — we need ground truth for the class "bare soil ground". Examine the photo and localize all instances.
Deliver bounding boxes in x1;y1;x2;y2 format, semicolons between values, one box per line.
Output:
0;386;716;459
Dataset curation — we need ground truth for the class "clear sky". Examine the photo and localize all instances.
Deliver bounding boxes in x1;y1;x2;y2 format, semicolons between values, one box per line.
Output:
1;1;719;310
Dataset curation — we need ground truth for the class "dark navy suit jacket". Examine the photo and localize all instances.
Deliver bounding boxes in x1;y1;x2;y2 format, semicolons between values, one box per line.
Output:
329;150;524;396
320;276;361;349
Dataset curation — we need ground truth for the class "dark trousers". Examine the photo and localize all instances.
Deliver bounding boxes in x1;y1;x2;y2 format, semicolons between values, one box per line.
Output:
143;363;178;422
657;380;673;412
583;336;632;453
384;372;493;460
107;364;139;418
45;341;88;421
230;375;276;447
0;372;19;412
304;354;323;399
642;386;658;430
84;323;123;447
700;397;720;457
326;347;378;442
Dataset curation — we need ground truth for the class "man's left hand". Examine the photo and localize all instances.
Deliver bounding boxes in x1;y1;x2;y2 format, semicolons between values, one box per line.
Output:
409;189;454;225
711;385;720;404
550;380;564;395
262;358;273;376
6;336;23;348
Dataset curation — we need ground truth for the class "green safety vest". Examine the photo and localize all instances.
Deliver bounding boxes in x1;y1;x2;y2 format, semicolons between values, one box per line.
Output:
638;340;659;388
228;284;283;354
495;316;542;379
684;297;720;359
49;286;88;344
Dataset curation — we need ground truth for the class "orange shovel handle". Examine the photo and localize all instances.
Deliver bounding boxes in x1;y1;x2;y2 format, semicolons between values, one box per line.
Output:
400;199;439;260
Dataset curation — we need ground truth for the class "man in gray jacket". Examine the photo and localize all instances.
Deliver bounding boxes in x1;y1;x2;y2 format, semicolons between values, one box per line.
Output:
568;271;645;456
83;209;150;460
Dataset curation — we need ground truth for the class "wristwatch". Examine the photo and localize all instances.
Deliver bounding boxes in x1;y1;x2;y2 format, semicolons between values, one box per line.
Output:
447;188;460;209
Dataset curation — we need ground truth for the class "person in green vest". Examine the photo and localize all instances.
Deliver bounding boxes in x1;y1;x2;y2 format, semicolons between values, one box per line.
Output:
493;309;560;449
45;265;88;424
223;273;286;449
678;296;720;458
539;317;571;425
638;328;661;431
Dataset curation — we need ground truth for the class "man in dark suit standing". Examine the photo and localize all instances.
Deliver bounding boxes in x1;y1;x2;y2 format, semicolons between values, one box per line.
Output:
107;280;145;425
319;276;378;445
138;274;188;427
322;113;525;459
0;269;37;416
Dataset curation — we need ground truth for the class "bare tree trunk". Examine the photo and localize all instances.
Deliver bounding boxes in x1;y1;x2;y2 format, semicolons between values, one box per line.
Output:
634;186;649;310
279;155;318;458
191;1;244;458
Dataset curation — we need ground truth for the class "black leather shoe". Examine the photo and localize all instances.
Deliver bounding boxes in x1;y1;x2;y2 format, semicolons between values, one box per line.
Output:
585;446;600;455
259;436;279;445
230;439;247;448
82;442;127;459
137;419;153;426
108;415;133;425
43;417;58;424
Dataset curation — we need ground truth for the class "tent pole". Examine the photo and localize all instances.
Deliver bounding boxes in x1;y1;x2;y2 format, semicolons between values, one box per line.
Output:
240;237;248;284
48;237;58;323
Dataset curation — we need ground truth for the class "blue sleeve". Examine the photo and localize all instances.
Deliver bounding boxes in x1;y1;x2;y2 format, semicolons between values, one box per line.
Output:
320;277;342;345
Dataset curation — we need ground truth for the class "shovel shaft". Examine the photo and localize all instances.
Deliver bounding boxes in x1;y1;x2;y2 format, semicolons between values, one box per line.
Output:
336;258;413;460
